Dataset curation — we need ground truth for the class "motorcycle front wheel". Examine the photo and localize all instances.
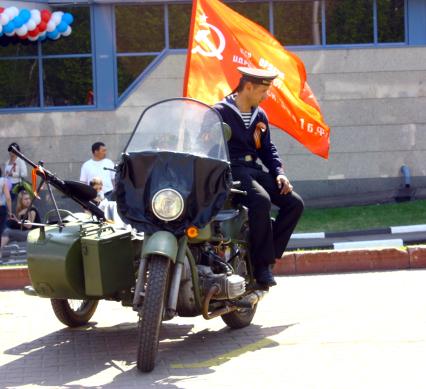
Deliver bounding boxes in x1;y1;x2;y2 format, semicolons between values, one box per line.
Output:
50;299;98;327
137;255;171;373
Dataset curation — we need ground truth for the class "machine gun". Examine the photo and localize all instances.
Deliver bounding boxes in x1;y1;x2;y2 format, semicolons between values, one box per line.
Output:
8;145;105;221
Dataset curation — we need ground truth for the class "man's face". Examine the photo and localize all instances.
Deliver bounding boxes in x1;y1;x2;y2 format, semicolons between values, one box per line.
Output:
94;146;107;159
247;83;270;106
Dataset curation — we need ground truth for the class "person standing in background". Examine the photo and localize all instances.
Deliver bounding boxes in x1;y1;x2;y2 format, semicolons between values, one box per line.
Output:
80;142;115;199
5;143;28;200
0;167;12;242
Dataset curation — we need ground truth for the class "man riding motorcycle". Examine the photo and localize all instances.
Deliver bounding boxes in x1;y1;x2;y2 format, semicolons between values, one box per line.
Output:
214;67;304;288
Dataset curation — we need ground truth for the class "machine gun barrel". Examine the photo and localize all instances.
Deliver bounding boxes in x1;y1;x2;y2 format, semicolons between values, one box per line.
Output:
8;146;105;220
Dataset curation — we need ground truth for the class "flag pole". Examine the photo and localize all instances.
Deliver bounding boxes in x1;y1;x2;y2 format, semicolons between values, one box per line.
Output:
182;0;199;97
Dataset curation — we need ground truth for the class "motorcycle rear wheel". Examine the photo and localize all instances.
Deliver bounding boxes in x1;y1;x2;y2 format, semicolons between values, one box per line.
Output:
50;299;98;327
137;255;171;373
221;305;257;329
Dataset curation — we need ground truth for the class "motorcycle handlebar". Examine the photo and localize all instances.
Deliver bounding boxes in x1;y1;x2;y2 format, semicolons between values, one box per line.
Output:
8;146;105;220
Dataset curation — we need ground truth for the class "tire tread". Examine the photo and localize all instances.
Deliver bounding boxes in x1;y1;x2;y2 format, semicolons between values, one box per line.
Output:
137;255;170;372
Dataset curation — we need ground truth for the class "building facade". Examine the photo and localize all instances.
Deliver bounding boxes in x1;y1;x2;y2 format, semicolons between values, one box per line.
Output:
1;0;426;205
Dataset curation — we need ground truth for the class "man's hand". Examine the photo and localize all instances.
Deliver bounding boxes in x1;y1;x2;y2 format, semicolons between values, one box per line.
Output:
276;174;293;195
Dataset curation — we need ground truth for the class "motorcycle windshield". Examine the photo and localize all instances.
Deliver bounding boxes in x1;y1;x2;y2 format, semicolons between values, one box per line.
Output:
125;98;229;162
117;98;232;235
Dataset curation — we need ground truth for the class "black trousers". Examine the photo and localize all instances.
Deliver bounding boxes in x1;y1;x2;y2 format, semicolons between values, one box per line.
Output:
232;163;304;267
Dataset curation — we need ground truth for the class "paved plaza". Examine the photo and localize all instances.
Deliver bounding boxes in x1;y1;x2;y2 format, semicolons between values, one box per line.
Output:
1;270;426;388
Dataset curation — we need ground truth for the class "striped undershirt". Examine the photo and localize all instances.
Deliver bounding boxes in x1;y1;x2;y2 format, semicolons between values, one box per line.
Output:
241;112;252;128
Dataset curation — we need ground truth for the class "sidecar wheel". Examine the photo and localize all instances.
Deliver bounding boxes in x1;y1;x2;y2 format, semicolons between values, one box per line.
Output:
221;305;257;329
50;299;98;327
137;255;170;373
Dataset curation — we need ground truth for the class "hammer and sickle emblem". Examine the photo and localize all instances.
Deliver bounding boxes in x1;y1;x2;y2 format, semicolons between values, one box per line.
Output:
192;15;226;60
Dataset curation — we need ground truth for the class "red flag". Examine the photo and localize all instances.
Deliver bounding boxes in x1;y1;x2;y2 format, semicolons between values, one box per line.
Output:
183;0;330;159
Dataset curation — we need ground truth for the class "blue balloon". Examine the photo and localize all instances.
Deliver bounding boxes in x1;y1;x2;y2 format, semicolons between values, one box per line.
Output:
47;29;59;39
0;31;3;38
13;16;23;28
19;9;31;23
57;21;67;33
62;13;74;25
39;34;46;41
3;21;15;34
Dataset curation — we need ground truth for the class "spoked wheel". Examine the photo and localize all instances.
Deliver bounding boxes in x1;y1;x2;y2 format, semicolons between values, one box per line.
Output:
221;305;257;329
137;255;171;373
50;299;98;327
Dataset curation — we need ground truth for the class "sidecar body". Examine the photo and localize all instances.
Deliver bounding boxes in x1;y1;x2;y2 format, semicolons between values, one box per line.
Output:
26;220;140;301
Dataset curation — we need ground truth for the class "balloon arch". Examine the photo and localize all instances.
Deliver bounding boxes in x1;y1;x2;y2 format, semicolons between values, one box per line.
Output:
0;6;73;41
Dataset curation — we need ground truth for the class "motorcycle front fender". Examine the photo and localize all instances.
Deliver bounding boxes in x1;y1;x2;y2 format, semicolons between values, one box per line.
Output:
142;231;178;263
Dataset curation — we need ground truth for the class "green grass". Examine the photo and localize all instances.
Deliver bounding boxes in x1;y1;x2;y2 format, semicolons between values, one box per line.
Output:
294;199;426;233
0;264;27;268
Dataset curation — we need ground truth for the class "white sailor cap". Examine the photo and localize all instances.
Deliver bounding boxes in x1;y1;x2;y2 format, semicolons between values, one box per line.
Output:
237;66;278;86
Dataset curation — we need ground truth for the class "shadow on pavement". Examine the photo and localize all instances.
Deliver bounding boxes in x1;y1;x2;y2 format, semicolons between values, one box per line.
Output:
1;319;293;388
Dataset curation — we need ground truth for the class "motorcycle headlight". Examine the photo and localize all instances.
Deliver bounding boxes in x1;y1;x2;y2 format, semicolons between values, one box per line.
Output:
152;189;184;221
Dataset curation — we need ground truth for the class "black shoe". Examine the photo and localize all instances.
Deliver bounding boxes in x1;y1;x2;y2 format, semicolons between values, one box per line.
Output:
254;265;277;287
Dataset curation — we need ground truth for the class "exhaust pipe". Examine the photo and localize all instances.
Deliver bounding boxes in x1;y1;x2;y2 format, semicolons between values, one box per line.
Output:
202;286;268;320
202;285;237;320
234;290;268;309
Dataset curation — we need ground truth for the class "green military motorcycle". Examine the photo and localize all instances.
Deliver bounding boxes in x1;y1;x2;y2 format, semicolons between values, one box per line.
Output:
17;98;267;372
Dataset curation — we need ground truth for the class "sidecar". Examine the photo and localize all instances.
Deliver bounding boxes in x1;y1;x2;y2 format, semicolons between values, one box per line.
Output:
25;216;142;326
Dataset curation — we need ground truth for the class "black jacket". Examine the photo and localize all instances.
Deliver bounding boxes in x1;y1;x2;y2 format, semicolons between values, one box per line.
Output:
214;95;284;177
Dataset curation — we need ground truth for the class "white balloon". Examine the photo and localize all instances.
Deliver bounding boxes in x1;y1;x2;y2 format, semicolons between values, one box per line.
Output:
26;19;37;31
0;25;2;34
6;7;19;18
30;9;41;25
0;13;9;26
62;26;72;37
4;8;11;18
28;35;38;41
51;11;63;25
46;20;56;32
16;25;28;36
5;31;15;37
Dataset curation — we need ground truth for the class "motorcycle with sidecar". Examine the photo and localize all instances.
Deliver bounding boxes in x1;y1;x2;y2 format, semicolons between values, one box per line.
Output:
17;98;268;372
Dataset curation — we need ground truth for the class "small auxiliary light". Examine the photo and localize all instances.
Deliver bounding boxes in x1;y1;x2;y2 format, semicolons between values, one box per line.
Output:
186;226;199;239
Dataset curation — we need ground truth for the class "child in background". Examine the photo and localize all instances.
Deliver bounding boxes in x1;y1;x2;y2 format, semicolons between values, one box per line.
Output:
89;177;104;206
